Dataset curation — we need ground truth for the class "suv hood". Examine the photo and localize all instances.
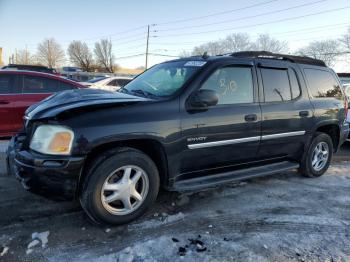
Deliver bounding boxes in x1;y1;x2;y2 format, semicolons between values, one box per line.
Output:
26;89;151;120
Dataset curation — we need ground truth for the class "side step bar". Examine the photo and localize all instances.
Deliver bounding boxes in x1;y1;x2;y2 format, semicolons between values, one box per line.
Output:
173;161;299;191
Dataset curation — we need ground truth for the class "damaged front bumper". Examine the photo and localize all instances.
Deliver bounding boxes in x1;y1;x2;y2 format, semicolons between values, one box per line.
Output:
7;135;84;200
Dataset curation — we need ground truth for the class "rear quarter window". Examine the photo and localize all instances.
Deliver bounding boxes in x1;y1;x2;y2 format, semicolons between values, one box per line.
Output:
304;69;342;99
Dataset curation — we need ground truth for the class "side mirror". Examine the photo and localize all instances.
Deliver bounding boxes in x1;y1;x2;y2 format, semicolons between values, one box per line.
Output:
188;89;219;109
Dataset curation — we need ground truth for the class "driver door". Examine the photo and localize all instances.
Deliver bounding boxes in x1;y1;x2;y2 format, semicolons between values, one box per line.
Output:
180;64;262;174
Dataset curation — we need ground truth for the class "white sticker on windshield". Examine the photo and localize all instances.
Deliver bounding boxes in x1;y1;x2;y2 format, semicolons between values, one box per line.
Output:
184;61;207;67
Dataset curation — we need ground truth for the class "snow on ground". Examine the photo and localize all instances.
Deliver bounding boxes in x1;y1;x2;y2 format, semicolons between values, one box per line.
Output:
1;155;350;261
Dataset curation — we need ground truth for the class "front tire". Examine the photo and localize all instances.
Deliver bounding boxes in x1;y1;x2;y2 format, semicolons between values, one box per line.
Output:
300;132;333;178
80;147;160;225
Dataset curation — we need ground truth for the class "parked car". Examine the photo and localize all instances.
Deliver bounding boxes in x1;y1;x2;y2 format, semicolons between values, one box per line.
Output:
343;84;350;136
61;67;83;73
81;76;133;91
2;64;58;75
338;73;350;85
0;70;85;137
7;51;349;225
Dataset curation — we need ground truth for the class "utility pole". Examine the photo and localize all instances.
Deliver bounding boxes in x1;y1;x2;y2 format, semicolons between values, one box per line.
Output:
15;48;17;64
145;25;150;69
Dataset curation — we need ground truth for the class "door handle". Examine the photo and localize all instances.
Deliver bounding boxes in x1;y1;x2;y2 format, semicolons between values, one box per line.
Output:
244;114;257;122
0;100;9;105
299;111;309;117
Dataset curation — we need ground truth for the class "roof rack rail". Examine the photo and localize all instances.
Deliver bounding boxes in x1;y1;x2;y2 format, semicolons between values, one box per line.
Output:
230;51;326;67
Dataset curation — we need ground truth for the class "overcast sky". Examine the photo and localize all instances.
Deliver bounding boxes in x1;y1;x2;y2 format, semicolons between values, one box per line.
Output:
0;0;349;71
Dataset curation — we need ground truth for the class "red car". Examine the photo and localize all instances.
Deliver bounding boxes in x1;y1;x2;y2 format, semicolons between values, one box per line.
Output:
0;70;85;137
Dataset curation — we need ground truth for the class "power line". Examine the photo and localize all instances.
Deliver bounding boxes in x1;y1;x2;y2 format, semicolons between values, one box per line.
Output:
149;22;350;47
115;53;145;60
153;6;350;38
154;0;327;32
155;0;279;26
148;53;180;58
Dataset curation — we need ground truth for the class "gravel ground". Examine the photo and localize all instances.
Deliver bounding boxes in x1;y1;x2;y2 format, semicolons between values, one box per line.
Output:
0;142;349;261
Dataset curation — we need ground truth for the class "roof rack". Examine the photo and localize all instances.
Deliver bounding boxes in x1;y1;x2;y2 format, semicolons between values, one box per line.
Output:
230;51;326;67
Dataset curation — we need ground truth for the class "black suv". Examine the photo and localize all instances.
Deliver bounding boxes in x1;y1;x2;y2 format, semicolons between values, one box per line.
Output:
7;51;349;225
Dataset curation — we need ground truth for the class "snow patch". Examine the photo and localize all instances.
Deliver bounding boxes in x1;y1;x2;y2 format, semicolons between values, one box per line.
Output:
27;239;40;249
32;231;50;248
129;212;185;230
0;246;9;257
26;231;50;255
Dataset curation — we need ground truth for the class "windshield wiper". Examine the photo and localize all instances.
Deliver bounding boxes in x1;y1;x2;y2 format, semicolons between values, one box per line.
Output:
131;89;158;99
119;86;130;94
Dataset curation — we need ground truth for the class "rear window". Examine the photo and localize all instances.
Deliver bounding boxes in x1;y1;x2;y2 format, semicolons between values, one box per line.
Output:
304;69;342;99
0;75;15;94
117;79;131;87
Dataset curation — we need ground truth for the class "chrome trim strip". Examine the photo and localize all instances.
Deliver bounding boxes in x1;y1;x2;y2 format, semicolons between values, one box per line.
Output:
188;136;260;149
188;131;306;149
262;131;305;140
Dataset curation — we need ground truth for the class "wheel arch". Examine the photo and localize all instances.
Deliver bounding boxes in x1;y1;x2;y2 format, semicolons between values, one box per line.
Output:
312;120;341;152
76;138;169;197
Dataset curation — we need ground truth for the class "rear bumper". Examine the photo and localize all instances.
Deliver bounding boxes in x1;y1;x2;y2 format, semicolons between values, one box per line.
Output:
7;136;84;200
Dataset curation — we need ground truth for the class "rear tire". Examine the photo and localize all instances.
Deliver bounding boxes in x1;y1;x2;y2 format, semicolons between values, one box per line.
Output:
300;132;333;178
80;147;160;225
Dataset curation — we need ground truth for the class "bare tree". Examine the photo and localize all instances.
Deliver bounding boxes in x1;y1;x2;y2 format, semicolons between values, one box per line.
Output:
68;41;93;72
188;33;253;56
297;40;341;67
36;38;65;68
16;49;34;65
252;34;288;53
181;33;287;57
339;27;350;67
94;39;115;73
222;33;253;53
339;27;350;50
192;41;226;56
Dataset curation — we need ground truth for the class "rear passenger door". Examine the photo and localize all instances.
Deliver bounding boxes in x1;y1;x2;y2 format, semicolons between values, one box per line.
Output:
256;60;313;160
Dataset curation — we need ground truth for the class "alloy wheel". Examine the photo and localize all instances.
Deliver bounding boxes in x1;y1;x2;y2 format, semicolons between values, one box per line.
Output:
311;141;329;172
101;165;149;215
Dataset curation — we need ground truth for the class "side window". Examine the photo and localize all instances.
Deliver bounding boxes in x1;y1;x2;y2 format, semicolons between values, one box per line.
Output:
261;68;291;102
200;67;254;105
304;69;342;99
22;76;59;93
59;81;76;90
0;75;15;94
107;80;117;86
118;79;131;87
289;69;301;99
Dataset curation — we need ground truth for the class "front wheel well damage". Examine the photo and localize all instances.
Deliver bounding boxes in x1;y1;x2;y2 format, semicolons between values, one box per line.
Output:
76;139;168;197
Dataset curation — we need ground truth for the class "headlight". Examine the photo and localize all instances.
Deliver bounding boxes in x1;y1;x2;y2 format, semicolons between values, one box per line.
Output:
30;125;74;155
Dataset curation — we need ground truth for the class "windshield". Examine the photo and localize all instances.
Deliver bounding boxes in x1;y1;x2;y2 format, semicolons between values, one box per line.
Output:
88;76;108;83
123;60;205;97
